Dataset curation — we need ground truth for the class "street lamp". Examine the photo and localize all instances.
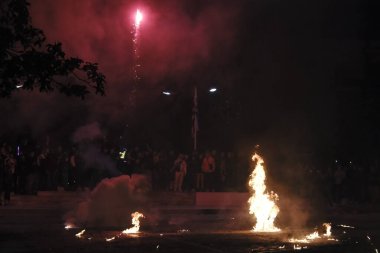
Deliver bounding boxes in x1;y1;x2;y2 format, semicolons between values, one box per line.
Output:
209;87;217;93
162;90;172;96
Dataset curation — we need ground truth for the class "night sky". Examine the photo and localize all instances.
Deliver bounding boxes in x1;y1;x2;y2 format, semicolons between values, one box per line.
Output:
1;0;379;161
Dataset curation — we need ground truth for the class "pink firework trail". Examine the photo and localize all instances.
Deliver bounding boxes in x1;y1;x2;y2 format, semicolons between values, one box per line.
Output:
133;9;143;82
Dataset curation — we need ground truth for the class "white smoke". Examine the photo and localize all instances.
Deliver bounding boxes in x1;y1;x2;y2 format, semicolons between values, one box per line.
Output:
72;122;103;142
65;174;150;228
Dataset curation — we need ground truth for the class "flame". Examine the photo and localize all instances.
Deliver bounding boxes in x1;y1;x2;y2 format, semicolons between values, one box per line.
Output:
306;231;320;240
323;223;331;237
289;223;333;243
289;238;310;244
135;9;143;28
248;153;280;232
122;212;144;234
75;229;86;238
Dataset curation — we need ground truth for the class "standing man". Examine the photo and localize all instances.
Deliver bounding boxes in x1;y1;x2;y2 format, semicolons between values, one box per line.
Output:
202;151;216;191
174;154;187;192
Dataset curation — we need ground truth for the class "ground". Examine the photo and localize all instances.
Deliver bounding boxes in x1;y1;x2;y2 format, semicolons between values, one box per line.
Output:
0;191;379;253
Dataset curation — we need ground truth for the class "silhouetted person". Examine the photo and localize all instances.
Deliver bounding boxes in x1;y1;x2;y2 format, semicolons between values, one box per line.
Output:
202;151;216;191
67;149;77;191
16;150;27;194
173;154;187;192
3;153;16;205
26;151;38;195
195;153;204;191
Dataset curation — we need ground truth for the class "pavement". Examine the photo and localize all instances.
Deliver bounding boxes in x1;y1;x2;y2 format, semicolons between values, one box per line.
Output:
0;191;379;253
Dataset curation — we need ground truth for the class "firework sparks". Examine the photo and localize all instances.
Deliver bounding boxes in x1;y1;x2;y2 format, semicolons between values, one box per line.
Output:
129;9;144;106
132;9;143;83
135;9;143;29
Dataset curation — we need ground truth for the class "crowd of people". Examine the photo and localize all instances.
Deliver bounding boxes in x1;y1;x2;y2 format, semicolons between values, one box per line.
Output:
0;137;250;205
1;136;379;207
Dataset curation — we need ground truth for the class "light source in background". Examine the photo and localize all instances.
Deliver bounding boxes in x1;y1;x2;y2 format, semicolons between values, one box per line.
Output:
162;91;172;96
209;87;217;93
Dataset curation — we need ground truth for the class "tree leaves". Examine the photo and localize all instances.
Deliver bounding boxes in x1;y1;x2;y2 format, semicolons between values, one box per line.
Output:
0;0;106;98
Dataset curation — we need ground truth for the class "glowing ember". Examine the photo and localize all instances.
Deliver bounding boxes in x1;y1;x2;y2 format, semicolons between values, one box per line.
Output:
64;223;74;230
338;224;355;229
177;229;190;233
122;212;144;234
248;153;280;232
106;236;115;242
75;229;86;238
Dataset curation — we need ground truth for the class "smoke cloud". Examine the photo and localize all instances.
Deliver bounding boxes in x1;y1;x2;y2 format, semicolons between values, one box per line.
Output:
1;0;365;159
0;0;242;141
29;0;240;86
72;122;103;143
65;174;150;228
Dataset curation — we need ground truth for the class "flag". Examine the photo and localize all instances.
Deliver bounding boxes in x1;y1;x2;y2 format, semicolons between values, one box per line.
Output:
192;86;199;151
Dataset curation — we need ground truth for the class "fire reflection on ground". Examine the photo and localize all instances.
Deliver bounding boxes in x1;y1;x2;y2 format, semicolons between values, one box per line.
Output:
66;225;375;253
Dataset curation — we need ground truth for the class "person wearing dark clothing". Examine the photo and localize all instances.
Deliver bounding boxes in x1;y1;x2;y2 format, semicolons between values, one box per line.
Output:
16;152;28;194
26;151;39;195
45;149;57;190
3;154;16;205
186;153;198;191
202;151;216;191
0;154;4;205
67;150;77;191
37;149;48;190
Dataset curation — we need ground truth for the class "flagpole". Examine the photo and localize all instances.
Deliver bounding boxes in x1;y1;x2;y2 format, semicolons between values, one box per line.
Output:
192;86;198;152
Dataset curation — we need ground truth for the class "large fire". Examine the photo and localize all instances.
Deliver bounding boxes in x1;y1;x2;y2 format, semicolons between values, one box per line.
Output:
248;153;280;232
122;212;144;234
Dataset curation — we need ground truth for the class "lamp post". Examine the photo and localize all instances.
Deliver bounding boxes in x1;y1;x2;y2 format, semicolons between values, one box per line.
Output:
160;85;219;152
192;87;199;152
